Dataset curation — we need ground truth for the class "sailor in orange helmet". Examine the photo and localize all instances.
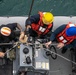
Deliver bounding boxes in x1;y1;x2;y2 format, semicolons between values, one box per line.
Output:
0;23;22;58
19;11;54;43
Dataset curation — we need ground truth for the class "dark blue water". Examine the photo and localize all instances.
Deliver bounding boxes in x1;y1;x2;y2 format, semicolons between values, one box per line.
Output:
0;0;76;16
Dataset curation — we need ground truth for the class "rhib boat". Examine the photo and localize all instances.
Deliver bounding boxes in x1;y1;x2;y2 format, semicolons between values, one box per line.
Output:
0;16;76;75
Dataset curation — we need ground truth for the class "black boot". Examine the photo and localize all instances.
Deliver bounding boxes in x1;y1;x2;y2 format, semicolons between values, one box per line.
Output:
61;47;67;54
70;48;75;52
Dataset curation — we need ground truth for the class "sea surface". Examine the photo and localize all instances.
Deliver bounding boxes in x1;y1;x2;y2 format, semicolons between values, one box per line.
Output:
0;0;76;16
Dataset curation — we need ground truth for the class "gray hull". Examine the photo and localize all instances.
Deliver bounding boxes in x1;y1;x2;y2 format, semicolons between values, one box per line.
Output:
0;16;76;75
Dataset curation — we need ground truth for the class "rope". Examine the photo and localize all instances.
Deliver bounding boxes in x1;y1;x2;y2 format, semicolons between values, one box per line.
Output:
35;40;76;64
2;41;76;65
27;42;76;65
0;41;21;46
0;43;13;46
44;48;76;65
4;42;21;54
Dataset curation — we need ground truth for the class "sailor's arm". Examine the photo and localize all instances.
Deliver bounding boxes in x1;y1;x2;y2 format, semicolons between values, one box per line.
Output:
16;23;23;32
45;25;66;48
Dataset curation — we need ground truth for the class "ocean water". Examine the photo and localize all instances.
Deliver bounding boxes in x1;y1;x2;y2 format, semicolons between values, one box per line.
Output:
0;0;76;16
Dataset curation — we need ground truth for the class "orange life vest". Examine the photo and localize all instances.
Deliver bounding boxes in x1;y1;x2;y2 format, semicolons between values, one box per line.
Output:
57;22;76;45
31;12;53;35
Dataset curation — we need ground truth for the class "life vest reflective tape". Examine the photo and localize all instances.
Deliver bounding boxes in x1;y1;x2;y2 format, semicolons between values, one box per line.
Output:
59;36;67;43
39;26;46;32
62;39;67;43
69;24;75;27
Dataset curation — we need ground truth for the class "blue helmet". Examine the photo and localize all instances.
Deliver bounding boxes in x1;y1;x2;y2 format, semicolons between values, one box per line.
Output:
66;27;76;36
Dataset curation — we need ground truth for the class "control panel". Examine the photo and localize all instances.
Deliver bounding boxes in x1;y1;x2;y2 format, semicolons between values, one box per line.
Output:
13;39;50;75
20;44;33;67
34;39;50;71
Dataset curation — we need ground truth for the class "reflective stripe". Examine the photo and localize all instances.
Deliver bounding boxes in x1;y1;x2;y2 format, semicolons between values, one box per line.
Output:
39;26;46;32
43;12;46;14
62;39;67;43
59;36;67;43
69;24;75;27
59;36;64;40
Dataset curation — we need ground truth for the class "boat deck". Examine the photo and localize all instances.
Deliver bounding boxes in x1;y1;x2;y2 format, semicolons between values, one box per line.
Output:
0;59;13;75
0;47;76;75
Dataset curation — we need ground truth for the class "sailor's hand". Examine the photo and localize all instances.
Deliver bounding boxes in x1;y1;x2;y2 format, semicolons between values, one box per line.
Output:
57;43;65;49
45;41;52;48
19;32;28;43
20;31;25;35
20;31;24;35
19;32;25;39
0;52;5;58
19;32;25;43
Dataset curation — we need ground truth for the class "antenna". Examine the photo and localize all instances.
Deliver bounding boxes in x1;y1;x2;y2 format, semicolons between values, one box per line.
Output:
28;0;35;18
